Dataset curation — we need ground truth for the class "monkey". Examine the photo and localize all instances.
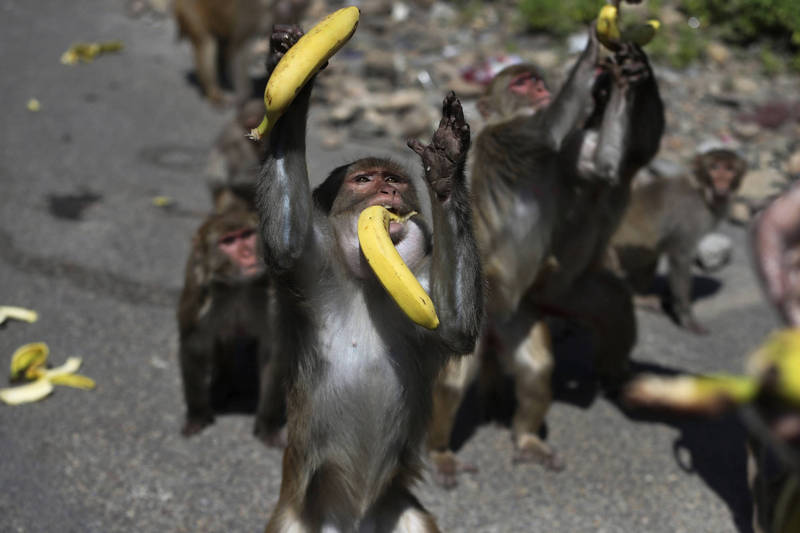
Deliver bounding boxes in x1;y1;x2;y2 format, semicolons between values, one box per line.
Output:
207;99;265;183
257;26;483;532
428;26;664;485
608;148;747;335
174;0;309;106
177;186;286;446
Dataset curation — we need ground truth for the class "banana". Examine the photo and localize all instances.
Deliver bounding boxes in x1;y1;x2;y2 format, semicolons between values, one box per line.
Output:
0;306;39;326
249;6;360;141
0;378;54;405
357;206;440;330
748;329;800;406
10;342;49;382
596;4;659;50
596;4;621;49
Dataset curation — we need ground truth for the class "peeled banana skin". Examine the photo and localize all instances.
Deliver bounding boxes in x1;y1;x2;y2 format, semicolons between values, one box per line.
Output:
357;206;440;330
249;6;360;140
4;343;96;405
10;342;49;382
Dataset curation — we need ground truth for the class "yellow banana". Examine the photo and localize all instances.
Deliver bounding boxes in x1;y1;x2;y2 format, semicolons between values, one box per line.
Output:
0;306;39;325
357;206;440;330
622;20;660;46
596;4;621;49
596;5;659;49
10;342;49;382
748;329;800;406
249;6;360;141
0;378;54;405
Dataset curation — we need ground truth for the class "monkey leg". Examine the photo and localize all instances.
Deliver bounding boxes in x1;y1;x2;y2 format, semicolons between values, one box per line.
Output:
178;336;216;436
504;320;563;470
363;482;441;533
253;344;287;448
427;354;479;488
191;34;224;105
560;270;636;390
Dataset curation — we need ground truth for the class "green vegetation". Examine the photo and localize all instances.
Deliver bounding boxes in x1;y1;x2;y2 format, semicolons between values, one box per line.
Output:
518;0;600;36
515;0;800;70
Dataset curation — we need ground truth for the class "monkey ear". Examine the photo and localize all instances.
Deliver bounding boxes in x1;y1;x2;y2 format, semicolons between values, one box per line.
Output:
312;164;348;214
476;96;492;119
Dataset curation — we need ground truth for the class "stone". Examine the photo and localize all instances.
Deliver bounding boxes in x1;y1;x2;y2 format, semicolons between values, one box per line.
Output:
729;201;751;225
738;168;786;202
696;233;733;272
706;42;731;65
787;150;800;176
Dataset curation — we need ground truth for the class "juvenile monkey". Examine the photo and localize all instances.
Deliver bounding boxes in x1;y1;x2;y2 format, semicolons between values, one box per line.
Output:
177;188;285;445
258;26;483;532
609;148;747;334
174;0;308;105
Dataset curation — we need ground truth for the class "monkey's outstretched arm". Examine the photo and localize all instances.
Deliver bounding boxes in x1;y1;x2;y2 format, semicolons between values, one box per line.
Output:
409;92;484;354
258;26;318;276
538;25;600;151
591;43;664;183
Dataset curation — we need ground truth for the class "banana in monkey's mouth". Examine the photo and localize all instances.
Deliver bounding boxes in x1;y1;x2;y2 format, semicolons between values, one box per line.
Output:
357;206;439;330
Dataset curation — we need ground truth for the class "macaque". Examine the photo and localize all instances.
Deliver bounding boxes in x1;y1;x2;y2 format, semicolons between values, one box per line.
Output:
177;187;285;445
207;99;265;183
609;148;747;334
257;26;482;532
429;27;664;484
174;0;309;105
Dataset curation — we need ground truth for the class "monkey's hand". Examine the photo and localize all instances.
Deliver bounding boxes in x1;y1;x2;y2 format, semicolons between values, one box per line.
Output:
407;91;471;202
601;42;650;89
267;24;305;77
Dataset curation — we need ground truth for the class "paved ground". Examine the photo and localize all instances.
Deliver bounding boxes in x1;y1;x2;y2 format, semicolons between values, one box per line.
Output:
0;1;782;532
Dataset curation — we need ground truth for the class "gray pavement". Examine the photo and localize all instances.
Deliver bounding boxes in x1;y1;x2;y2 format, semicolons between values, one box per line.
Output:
0;1;780;532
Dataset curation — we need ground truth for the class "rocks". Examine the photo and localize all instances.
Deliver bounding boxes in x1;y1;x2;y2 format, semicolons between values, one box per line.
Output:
706;42;731;65
739;168;787;203
696;233;733;272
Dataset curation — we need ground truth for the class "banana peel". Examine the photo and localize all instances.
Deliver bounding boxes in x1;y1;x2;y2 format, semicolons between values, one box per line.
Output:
596;4;660;50
626;329;800;414
60;41;124;65
2;343;96;405
249;6;360;140
357;206;439;330
0;305;39;326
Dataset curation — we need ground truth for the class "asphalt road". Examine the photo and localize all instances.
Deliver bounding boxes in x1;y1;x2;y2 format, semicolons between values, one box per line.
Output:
0;1;782;532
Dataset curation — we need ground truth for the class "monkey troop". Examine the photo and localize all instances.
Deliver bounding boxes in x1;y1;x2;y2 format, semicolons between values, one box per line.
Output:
257;26;482;531
609;148;747;334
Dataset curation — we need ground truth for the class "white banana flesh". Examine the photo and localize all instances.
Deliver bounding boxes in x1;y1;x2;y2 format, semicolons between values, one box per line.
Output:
249;6;360;140
357;206;440;330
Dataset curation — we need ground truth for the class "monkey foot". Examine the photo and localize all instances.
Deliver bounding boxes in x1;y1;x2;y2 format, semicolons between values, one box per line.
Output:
254;425;288;448
512;434;565;471
429;450;478;489
181;416;213;437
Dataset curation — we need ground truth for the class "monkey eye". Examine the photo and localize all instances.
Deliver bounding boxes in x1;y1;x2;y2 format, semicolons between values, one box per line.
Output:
353;174;371;183
220;235;237;246
510;73;535;87
385;175;402;183
240;228;255;239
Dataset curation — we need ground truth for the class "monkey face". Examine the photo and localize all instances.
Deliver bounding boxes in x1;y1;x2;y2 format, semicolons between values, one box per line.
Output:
217;227;262;277
707;159;741;197
508;71;551;111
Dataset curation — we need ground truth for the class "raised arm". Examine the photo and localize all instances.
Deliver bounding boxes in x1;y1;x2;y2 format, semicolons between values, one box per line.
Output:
587;42;664;184
257;26;318;276
408;92;484;354
537;25;601;151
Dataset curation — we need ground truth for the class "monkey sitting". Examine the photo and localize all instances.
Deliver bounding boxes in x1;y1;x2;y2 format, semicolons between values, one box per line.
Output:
608;148;747;334
177;187;285;445
207;99;265;184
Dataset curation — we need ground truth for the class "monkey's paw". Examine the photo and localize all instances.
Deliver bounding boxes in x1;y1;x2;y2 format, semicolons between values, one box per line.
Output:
181;415;214;437
267;24;305;75
603;42;650;88
429;450;478;490
407;91;470;201
512;434;565;472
